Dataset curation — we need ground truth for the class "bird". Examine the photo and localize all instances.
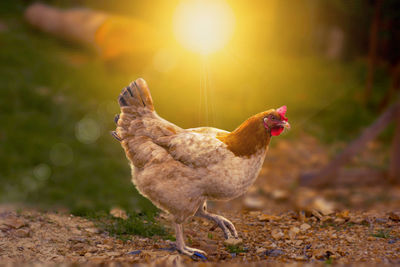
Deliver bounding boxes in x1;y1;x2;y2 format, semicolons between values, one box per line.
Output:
112;78;290;256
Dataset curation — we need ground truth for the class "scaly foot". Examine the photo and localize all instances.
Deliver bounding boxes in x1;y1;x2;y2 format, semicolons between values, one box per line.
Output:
175;243;207;257
210;215;238;239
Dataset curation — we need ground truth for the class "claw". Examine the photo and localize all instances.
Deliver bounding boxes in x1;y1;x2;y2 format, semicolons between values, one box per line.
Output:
193;251;207;260
114;114;120;124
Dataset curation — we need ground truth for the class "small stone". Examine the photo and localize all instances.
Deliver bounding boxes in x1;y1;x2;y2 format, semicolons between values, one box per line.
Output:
85;228;100;234
271;229;284;240
300;223;311;231
337;210;350;220
289;227;300;239
105;252;121;257
269;243;277;248
1;218;27;229
224;238;243;246
349;216;363;224
15;228;30;238
271;190;288;201
311;210;323;220
334;218;346;225
388;212;400;222
290;226;300;234
265;249;284;257
84;252;92;258
71;229;82;235
313;248;332;260
258;214;281;222
313;197;335;215
256;247;267;254
103;239;114;246
321;216;334;223
294;255;308;261
243;196;264;210
294;240;303;246
248;211;261;217
68;237;87;243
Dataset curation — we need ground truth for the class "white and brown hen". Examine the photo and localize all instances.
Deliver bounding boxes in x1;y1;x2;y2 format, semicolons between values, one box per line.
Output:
112;78;290;256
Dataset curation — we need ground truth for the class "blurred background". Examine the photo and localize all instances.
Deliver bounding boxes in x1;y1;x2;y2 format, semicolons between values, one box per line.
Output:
0;0;399;226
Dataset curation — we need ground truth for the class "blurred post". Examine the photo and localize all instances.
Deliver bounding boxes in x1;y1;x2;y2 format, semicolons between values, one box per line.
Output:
301;100;400;187
24;3;160;60
365;0;383;103
389;104;400;183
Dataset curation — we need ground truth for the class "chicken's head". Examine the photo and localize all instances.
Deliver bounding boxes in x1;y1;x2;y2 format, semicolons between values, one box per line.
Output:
263;106;290;136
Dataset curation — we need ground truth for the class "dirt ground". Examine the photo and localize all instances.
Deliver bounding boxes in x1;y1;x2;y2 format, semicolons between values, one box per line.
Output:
1;135;400;266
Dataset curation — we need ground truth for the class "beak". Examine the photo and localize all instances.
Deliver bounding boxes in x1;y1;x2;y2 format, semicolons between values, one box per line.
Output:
280;121;291;130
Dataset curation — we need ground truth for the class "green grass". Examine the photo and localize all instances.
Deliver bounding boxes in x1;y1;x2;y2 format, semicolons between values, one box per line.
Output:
0;0;393;237
82;211;174;241
225;244;246;254
0;0;158;228
371;229;392;239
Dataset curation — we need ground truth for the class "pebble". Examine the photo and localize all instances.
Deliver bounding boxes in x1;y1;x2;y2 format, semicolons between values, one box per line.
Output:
334;218;346;225
289;226;300;239
337;210;350;220
15;228;30;238
294;240;303;246
265;249;284;257
1;218;27;229
300;223;311;231
388;212;400;222
256;247;266;254
243;196;264;210
313;197;335;215
271;229;284;240
258;214;281;222
224;238;243;246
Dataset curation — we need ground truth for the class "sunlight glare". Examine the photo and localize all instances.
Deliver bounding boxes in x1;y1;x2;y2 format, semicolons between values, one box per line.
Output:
173;0;235;54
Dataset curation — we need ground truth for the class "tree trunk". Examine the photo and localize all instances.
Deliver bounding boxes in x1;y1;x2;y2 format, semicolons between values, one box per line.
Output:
365;0;383;102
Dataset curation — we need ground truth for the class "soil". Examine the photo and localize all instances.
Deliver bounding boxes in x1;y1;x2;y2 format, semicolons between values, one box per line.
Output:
1;135;399;266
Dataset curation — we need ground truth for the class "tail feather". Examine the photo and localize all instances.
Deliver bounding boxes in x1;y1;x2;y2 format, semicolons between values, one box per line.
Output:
111;131;121;141
114;114;120;124
118;78;154;110
113;78;155;142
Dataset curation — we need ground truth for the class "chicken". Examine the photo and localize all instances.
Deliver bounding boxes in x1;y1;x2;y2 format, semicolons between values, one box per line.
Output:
112;78;290;256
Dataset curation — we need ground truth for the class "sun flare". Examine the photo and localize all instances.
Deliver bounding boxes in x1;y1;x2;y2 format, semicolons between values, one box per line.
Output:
173;0;235;54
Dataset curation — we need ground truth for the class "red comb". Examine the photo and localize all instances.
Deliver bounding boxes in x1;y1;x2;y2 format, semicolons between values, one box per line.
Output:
276;105;288;122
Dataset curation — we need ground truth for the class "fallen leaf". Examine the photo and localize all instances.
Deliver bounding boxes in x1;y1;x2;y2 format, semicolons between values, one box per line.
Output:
110;207;128;220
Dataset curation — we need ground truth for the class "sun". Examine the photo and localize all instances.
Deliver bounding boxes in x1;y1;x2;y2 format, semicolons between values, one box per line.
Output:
173;0;235;54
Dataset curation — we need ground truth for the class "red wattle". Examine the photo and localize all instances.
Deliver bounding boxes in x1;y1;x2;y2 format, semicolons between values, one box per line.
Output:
271;126;284;136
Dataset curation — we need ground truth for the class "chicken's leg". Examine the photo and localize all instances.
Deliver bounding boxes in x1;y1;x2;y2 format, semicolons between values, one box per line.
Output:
195;202;238;239
174;222;207;256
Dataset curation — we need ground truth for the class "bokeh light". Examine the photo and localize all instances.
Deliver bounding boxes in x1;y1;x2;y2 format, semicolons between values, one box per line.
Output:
33;163;51;181
75;117;101;144
173;0;235;54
